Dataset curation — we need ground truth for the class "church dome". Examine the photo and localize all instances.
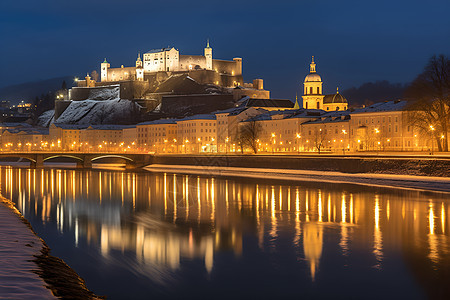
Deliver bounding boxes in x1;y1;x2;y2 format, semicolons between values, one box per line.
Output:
323;91;347;104
304;73;322;82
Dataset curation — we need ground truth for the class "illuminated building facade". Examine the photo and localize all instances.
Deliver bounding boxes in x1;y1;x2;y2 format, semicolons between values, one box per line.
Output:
99;42;244;88
302;57;348;111
136;119;178;153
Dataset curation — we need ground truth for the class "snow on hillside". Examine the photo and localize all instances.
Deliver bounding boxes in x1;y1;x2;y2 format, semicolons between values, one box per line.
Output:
36;109;54;127
56;98;141;125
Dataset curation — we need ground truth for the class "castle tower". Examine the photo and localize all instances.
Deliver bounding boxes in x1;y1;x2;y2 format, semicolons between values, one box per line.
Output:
101;58;110;82
233;57;242;76
204;40;213;70
302;56;324;110
136;52;143;68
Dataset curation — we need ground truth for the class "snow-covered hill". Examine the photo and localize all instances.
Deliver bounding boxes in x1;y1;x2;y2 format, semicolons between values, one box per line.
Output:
55;99;141;125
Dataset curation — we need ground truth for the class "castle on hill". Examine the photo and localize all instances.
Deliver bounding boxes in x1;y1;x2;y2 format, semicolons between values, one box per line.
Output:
73;41;269;102
101;41;243;87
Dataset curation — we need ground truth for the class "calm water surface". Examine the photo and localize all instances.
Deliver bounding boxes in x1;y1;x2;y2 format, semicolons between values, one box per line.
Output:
2;167;450;299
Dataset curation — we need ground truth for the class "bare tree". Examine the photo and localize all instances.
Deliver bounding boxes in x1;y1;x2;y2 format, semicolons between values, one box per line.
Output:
405;54;450;151
313;128;326;154
91;70;99;82
236;128;246;153
239;120;262;154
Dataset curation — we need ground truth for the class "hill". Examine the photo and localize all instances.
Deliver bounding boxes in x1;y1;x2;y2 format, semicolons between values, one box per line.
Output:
0;76;74;104
341;80;407;108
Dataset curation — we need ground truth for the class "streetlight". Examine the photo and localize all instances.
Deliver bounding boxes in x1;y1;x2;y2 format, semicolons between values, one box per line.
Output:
184;139;189;154
296;133;301;154
430;125;435;155
271;133;276;154
225;137;229;154
341;129;347;155
374;128;380;152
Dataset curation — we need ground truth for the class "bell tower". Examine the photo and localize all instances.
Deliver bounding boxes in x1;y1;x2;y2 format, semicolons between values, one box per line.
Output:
302;56;324;110
204;39;213;70
101;58;110;82
136;52;143;68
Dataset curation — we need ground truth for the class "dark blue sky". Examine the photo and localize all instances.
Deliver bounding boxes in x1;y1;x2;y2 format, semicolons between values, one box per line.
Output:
1;0;449;99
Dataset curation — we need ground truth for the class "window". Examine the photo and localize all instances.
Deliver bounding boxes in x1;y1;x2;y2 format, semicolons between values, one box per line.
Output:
310;87;313;94
317;87;320;94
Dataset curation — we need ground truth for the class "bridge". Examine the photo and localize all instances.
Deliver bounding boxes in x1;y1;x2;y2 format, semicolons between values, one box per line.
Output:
0;152;154;169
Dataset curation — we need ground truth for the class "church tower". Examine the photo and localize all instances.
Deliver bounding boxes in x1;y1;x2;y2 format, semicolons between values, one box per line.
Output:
302;56;324;110
101;58;110;82
204;40;213;70
136;52;143;68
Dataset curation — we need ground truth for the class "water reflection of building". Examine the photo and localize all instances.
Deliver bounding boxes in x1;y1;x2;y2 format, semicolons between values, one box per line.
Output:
1;166;449;296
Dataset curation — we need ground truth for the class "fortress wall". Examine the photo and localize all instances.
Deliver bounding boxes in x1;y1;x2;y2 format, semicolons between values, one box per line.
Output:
232;88;270;100
70;87;91;100
213;59;240;75
179;55;206;70
187;70;221;85
107;67;137;81
219;74;244;87
54;100;72;119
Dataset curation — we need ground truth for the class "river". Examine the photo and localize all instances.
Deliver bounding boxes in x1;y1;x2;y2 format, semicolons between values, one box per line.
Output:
2;166;449;299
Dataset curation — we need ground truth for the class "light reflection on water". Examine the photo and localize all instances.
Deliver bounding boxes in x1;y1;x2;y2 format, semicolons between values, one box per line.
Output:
2;166;450;299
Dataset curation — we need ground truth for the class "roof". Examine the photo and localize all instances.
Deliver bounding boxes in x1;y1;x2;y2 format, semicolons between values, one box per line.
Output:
351;100;408;114
304;73;322;82
52;123;89;130
177;114;216;122
323;93;347;104
243;98;294;108
245;109;298;122
302;115;350;125
0;122;32;128
289;109;325;119
87;125;135;130
3;128;49;135
138;119;178;126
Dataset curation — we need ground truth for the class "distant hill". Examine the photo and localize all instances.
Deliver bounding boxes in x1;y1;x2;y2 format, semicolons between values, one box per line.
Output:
0;76;74;104
342;80;407;108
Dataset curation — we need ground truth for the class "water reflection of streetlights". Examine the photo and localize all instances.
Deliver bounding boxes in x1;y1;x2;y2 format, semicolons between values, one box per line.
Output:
296;133;301;154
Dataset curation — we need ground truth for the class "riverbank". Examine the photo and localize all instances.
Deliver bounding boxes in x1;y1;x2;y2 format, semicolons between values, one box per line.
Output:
0;197;103;299
146;164;450;193
151;154;450;177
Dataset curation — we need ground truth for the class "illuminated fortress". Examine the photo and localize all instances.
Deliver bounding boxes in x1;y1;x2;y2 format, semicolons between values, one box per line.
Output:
100;41;244;87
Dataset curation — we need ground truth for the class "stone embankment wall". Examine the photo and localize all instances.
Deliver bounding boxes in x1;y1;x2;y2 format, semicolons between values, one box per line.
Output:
151;155;450;177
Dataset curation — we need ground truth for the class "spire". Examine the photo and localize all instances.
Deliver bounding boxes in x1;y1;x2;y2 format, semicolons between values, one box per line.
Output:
294;95;300;110
137;52;141;61
103;58;108;64
310;56;316;73
206;39;211;48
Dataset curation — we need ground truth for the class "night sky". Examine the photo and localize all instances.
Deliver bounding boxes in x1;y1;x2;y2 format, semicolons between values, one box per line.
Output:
1;0;450;99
